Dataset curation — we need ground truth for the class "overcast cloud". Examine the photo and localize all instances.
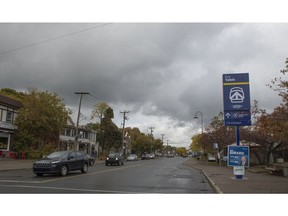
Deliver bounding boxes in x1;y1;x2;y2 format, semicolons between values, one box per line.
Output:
0;23;286;148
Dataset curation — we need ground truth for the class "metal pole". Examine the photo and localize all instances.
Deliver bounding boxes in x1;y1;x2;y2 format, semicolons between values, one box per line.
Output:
194;111;204;159
236;126;240;146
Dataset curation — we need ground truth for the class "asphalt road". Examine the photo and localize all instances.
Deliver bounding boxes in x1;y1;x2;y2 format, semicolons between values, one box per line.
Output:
0;157;214;193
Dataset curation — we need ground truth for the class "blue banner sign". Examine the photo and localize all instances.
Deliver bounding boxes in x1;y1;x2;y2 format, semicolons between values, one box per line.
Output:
228;145;249;167
223;73;251;111
223;73;251;126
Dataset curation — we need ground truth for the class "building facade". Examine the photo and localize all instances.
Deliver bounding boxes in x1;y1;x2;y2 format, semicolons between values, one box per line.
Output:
0;94;22;156
59;116;98;157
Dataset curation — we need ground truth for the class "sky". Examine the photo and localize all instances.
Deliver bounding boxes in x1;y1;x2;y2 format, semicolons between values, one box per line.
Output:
1;23;287;148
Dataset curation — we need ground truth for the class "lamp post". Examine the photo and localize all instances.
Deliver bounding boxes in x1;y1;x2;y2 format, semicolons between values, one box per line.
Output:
194;111;204;158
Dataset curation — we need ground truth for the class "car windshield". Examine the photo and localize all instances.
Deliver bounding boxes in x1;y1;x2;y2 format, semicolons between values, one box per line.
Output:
47;151;70;159
108;153;116;157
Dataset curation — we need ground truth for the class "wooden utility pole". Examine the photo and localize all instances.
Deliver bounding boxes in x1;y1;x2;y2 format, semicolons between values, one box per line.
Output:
148;127;155;153
120;111;129;155
74;92;89;150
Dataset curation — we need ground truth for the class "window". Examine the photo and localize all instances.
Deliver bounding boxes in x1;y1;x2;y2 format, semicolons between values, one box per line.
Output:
69;152;76;159
0;132;9;150
76;151;83;158
6;111;13;123
65;128;72;136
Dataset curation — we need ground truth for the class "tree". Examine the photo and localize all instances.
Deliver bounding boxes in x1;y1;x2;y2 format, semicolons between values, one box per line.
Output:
102;107;122;152
176;147;187;156
14;89;69;154
0;88;25;100
91;102;109;122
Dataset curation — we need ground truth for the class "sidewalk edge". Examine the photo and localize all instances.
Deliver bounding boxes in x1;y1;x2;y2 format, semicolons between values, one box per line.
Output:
183;163;223;194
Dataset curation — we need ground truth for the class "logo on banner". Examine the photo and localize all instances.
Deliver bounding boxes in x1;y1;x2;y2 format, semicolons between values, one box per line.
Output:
229;87;245;103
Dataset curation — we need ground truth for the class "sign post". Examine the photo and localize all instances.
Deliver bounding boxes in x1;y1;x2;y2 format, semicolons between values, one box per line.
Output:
223;73;251;179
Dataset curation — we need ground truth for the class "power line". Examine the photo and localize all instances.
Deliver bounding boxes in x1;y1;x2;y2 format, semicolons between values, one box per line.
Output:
0;23;113;56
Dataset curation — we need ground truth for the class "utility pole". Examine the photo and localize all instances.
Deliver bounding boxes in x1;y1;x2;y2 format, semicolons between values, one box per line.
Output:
74;92;89;151
166;139;170;155
148;127;155;153
120;111;129;156
160;133;165;154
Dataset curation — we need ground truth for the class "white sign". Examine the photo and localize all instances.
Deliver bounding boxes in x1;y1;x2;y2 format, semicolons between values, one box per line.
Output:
233;166;245;175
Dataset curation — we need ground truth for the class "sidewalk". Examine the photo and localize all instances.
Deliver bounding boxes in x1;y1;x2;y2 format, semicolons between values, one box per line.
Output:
183;157;288;193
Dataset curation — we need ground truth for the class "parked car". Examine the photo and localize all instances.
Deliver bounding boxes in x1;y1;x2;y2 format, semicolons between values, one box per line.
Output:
33;150;89;177
167;154;174;158
148;153;155;159
222;156;228;162
127;154;138;161
141;153;150;160
106;152;124;166
208;154;216;162
85;154;96;166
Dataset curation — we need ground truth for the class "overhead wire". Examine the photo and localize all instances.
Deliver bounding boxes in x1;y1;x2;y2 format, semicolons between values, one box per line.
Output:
0;23;113;56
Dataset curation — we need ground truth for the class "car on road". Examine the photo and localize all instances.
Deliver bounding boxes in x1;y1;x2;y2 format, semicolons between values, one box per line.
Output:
33;150;89;177
106;152;124;166
127;154;138;161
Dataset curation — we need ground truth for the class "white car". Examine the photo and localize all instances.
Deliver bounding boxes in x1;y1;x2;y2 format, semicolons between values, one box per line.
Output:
208;154;216;162
127;154;138;161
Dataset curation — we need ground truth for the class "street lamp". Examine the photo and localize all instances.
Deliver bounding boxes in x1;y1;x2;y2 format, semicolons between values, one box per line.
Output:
194;111;204;157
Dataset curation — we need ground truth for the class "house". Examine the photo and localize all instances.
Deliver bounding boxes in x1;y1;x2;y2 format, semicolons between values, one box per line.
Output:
0;94;22;157
59;116;98;157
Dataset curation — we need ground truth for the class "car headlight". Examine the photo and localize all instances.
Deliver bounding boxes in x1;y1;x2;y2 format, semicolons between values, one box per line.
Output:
51;160;60;167
116;158;118;160
106;158;109;160
52;160;60;164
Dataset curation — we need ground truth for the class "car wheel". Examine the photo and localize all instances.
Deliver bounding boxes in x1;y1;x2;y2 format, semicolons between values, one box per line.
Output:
59;165;68;176
81;163;88;173
36;173;43;177
118;161;120;166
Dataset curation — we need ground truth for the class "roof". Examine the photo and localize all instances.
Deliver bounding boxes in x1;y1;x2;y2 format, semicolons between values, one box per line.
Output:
0;94;23;109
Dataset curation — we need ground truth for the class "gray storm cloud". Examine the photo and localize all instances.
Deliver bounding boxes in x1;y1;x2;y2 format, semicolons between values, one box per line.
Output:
0;23;286;147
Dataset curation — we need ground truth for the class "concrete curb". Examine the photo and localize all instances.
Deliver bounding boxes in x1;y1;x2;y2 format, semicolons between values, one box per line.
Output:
183;163;223;194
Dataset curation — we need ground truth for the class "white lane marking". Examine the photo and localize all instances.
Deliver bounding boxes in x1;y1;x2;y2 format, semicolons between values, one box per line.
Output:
0;184;134;193
0;180;42;183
